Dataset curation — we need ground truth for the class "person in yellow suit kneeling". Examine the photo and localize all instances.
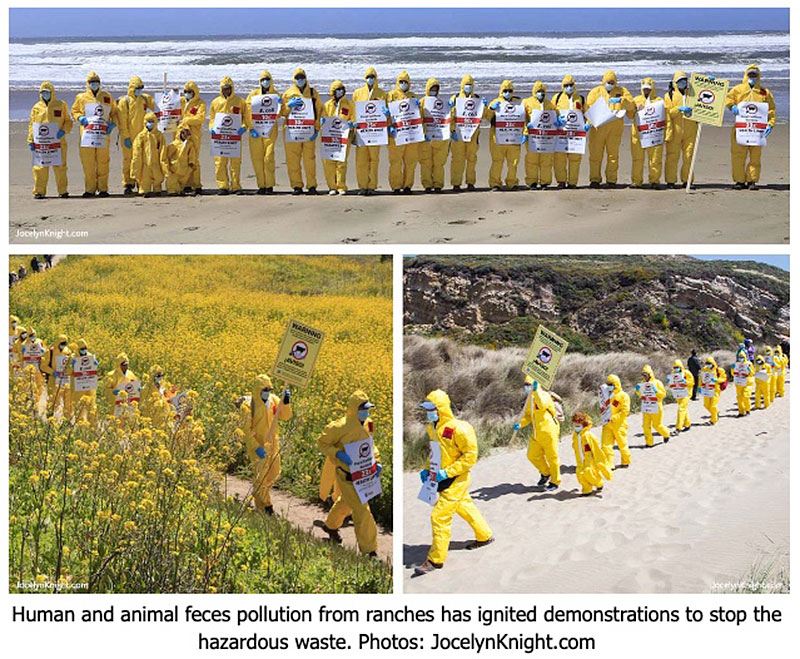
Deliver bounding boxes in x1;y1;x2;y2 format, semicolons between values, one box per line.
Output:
572;412;613;496
164;122;198;195
514;377;562;491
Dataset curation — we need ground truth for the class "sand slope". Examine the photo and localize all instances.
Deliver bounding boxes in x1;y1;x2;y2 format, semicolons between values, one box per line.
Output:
403;381;789;593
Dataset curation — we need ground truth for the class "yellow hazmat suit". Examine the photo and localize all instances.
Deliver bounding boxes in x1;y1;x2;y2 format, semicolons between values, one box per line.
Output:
573;418;613;495
725;64;776;186
21;329;46;400
601;374;631;466
449;74;481;189
180;81;206;191
71;71;119;194
117;75;155;190
281;68;322;191
765;346;778;403
130;112;167;195
164;122;198;194
700;357;727;424
669;359;694;431
386;71;420;191
419;77;450;191
551;74;586;187
104;352;137;409
585;70;634;185
774;346;787;397
209;76;249;192
322;80;355;193
247;375;292;511
637;365;670;446
663;70;698;185
39;334;72;417
70;339;98;425
140;365;175;427
28;81;73;197
629;78;665;187
318;390;381;554
519;378;561;486
522;81;555;188
423;389;492;565
731;355;754;416
245;70;280;191
352;67;387;193
11;327;27;373
753;355;772;409
486;80;522;189
318;456;342;505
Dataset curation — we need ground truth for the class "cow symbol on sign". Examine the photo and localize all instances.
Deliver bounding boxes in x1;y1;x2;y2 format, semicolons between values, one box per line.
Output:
290;341;308;360
537;346;553;364
359;442;371;458
698;89;716;104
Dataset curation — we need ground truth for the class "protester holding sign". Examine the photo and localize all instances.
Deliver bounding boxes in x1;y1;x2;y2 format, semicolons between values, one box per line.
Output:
71;71;118;197
551;74;587;188
281;68;322;195
726;64;776;190
40;333;72;418
486;80;523;190
245;70;281;195
668;359;694;433
753;354;772;409
513;376;562;491
352;67;388;196
130;112;167;196
21;328;47;400
117;76;155;195
700;356;727;424
663;71;697;188
164;122;198;195
572;413;613;496
449;74;482;192
180;81;206;194
419;78;450;193
140;365;176;427
27;81;72;199
601;374;631;468
386;71;421;193
585;70;634;188
629;78;666;188
522;81;556;189
636;365;670;446
104;352;137;407
209;76;249;194
69;338;99;425
321;80;355;195
731;352;754;417
774;345;787;398
414;389;493;576
318;390;382;556
764;346;778;403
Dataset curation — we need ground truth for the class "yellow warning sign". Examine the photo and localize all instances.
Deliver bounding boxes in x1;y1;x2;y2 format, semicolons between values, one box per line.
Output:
522;325;569;390
271;319;325;388
686;73;730;127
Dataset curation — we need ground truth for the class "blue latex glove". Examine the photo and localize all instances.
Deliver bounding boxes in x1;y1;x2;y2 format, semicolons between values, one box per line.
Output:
413;98;421;108
434;469;448;483
336;450;352;466
237;127;247;136
123;138;132;149
250;129;259;138
711;378;717;383
283;389;291;404
555;116;566;127
678;105;691;114
707;75;716;81
348;121;357;129
608;97;621;104
210;129;218;136
635;384;641;392
448;99;455;108
28;143;35;151
113;389;120;395
56;130;65;139
450;132;459;142
419;469;428;484
310;130;318;141
388;126;397;137
78;116;88;126
527;121;535;130
512;422;521;431
731;105;739;115
584;122;592;131
489;101;500;111
424;134;431;141
255;447;267;459
288;97;303;110
320;117;326;124
106;122;116;135
375;463;382;477
532;380;539;391
520;135;527;144
382;106;391;117
764;125;772;137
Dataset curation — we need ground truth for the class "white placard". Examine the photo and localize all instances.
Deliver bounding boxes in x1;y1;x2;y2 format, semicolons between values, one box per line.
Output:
32;122;62;167
8;336;15;362
250;94;280;138
210;112;242;157
700;371;716;398
355;100;389;146
639;382;659;414
635;100;666;148
54;354;70;387
169;390;190;420
766;355;775;366
72;354;99;392
389;99;424;146
735;101;769;147
422;96;451;142
80;102;109;148
555;108;587;154
22;342;44;365
418;440;441;506
598;384;612;426
756;369;770;382
115;380;142;417
285;98;316;143
156;89;183;133
732;362;750;387
455;97;484;142
494;102;525;145
320;117;350;162
584;98;622;129
344;436;382;504
667;372;689;399
527;108;558;153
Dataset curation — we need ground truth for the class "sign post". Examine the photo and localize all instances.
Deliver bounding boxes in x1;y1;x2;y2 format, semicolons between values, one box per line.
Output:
685;73;730;193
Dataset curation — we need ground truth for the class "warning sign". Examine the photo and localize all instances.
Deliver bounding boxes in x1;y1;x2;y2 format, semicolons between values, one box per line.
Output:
522;325;569;390
271;319;325;388
686;74;729;127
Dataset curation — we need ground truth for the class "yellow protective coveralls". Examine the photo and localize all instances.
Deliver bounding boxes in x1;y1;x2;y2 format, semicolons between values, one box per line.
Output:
753;355;772;409
700;357;727;424
245;70;280;191
419;77;450;190
730;356;754;416
765;346;779;403
485;80;522;188
573;421;613;495
103;352;137;409
663;70;698;185
522;81;555;187
352;67;387;193
130;112;167;194
39;334;72;417
321;80;355;193
318;457;342;505
725;64;776;185
585;70;635;185
281;68;322;191
601;374;631;466
164;122;198;194
386;71;420;191
180;81;206;190
71;71;119;194
246;375;292;511
70;339;98;425
318;390;381;554
209;76;250;192
449;74;481;188
669;359;694;431
774;346;787;397
11;327;28;374
637;365;670;446
21;330;46;401
519;380;562;486
629;78;665;186
140;364;175;427
423;389;492;565
117;75;155;190
28;81;73;197
551;74;586;187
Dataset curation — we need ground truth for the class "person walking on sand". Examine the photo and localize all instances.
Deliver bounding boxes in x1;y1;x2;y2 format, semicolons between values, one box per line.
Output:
513;376;562;491
601;374;631;468
572;412;613;496
687;349;701;400
636;365;670;446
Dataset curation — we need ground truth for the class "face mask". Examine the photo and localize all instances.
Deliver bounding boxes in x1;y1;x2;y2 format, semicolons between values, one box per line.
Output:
677;80;688;91
334;88;344;99
366;77;375;89
605;82;615;92
430;87;439;96
146;121;154;131
261;390;270;402
154;376;162;384
463;84;473;94
574;425;583;434
59;343;67;351
357;409;370;422
11;323;17;329
296;78;307;90
502;90;512;100
738;355;745;361
427;410;439;423
399;82;409;92
180;131;188;141
30;335;36;342
222;87;232;97
642;89;651;97
79;348;87;356
184;90;194;99
748;77;757;88
20;334;27;341
536;92;545;101
524;384;532;394
41;91;51;102
642;373;650;381
564;85;574;94
705;363;713;369
674;367;682;373
260;79;270;89
121;363;128;372
89;82;100;93
134;88;143;97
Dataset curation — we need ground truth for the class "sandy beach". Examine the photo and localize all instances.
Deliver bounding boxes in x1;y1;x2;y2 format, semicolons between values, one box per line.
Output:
403;381;789;593
9;121;788;244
